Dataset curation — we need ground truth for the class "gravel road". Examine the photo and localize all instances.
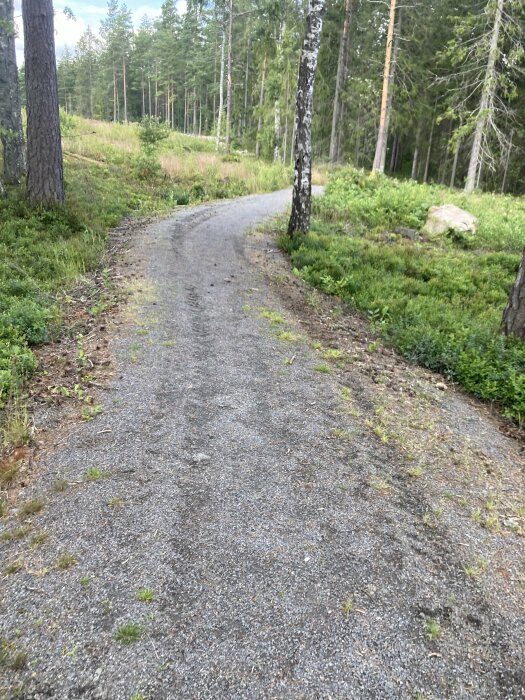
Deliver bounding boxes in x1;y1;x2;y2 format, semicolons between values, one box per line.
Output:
1;189;523;699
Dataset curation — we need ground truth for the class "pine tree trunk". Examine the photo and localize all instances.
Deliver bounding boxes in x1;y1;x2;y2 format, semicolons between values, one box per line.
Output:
372;0;397;172
113;64;117;122
122;55;128;123
22;0;64;206
274;100;281;162
225;0;234;153
0;0;25;184
255;55;266;159
502;248;525;340
329;0;353;163
288;0;325;236
423;115;435;183
501;129;513;193
411;125;420;180
216;31;225;150
464;0;504;193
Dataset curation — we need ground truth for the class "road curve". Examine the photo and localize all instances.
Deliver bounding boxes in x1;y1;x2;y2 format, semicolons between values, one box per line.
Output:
0;189;523;700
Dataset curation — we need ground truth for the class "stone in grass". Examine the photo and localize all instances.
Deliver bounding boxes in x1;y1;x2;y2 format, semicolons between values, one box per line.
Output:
422;204;477;240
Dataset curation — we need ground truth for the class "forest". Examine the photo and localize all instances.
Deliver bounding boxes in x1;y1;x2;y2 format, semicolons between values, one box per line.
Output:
53;0;525;193
0;2;525;697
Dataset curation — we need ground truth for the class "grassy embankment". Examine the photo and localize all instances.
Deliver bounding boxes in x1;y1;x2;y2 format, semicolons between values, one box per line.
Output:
281;167;525;422
0;116;297;418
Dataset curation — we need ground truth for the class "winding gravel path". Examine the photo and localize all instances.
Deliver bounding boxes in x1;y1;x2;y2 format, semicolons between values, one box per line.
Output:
1;190;524;699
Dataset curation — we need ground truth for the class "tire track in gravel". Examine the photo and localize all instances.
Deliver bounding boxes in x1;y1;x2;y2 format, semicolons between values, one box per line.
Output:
0;189;523;700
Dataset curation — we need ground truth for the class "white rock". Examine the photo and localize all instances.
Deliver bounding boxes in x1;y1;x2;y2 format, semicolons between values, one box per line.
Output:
422;204;477;238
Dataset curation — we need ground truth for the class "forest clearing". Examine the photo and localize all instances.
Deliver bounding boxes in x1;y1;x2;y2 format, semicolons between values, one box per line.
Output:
1;0;525;698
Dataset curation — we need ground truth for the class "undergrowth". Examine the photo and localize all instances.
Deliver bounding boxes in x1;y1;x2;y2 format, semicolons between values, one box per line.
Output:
281;167;525;422
0;115;293;408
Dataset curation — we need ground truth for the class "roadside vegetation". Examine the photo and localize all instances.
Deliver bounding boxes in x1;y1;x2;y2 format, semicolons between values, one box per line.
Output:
281;167;525;422
0;115;293;411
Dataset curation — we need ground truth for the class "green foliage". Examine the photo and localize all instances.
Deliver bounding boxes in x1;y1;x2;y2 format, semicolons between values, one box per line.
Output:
283;167;525;421
0;117;291;405
138;117;170;155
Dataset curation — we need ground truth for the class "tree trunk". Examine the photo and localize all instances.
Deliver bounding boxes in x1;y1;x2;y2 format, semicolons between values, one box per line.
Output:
464;0;504;193
216;31;225;150
255;55;266;159
329;0;353;163
113;63;117;122
501;128;513;193
411;125;420;180
288;0;325;236
0;0;25;184
22;0;64;206
502;248;525;340
372;0;397;172
423;114;435;183
225;0;234;153
122;54;128;123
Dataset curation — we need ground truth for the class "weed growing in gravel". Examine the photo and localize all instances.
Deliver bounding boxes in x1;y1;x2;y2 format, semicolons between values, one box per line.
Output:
340;387;352;400
323;348;344;361
161;340;176;348
107;497;125;508
425;618;442;641
131;693;146;700
84;467;111;481
464;559;488;579
2;405;30;448
79;576;91;587
114;622;143;644
52;478;69;492
0;640;28;670
259;308;285;325
341;598;355;615
136;588;155;602
81;404;103;421
18;497;44;519
57;553;78;570
0;462;20;486
314;364;332;374
331;428;354;442
4;559;24;574
0;525;31;542
29;530;48;547
406;465;424;478
276;330;300;343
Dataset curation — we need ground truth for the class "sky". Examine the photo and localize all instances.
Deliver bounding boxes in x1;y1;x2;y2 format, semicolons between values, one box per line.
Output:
13;1;174;66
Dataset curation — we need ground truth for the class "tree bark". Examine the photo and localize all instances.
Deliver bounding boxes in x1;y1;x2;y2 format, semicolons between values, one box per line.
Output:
0;0;26;184
411;125;420;180
22;0;64;206
501;128;513;193
122;54;128;123
502;248;525;340
423;113;435;183
225;0;234;153
328;0;353;164
216;31;225;150
372;0;397;173
255;55;266;159
288;0;325;236
464;0;504;193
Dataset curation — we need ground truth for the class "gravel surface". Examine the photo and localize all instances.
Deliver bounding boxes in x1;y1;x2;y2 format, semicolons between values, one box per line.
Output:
1;189;524;699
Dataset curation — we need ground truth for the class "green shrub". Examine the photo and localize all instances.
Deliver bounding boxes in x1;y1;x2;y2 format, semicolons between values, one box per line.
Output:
283;167;525;421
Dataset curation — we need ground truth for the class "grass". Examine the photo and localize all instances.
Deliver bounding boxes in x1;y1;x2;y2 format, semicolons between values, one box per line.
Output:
56;553;78;570
425;617;442;641
17;497;44;519
136;588;155;603
114;622;143;645
84;466;111;481
281;166;525;422
0;115;293;417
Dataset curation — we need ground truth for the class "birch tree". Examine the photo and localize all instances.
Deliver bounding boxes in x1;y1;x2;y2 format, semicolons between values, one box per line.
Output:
288;0;324;236
22;0;64;206
0;0;25;184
